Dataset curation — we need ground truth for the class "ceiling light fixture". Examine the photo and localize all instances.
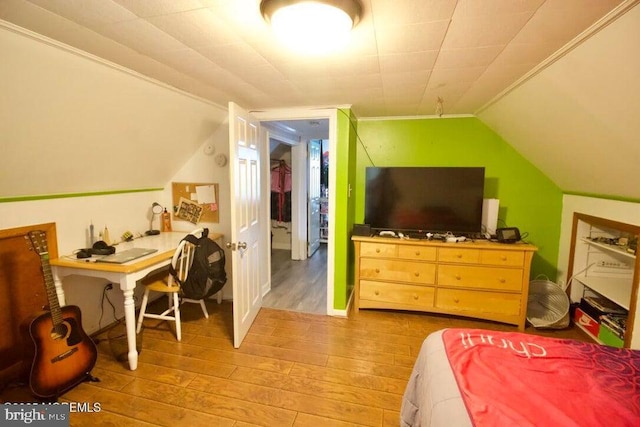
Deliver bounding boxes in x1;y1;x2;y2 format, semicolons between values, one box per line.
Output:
260;0;362;55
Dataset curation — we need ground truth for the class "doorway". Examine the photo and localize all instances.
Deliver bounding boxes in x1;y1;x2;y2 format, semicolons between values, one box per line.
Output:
261;119;329;315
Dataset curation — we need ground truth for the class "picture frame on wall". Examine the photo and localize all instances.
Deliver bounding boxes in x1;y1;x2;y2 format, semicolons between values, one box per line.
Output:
176;197;204;224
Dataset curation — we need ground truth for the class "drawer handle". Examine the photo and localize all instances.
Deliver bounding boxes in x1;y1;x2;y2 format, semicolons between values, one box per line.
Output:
413;294;419;300
499;278;506;283
375;268;380;273
501;256;507;261
456;254;463;259
415;251;420;256
455;275;461;280
414;272;420;277
374;290;380;296
376;248;381;253
453;298;460;303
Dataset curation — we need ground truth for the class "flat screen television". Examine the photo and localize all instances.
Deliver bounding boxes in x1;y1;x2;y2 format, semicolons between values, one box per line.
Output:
364;167;485;234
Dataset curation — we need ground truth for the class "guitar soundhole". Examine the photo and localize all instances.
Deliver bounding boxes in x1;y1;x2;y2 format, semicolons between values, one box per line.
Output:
51;322;69;340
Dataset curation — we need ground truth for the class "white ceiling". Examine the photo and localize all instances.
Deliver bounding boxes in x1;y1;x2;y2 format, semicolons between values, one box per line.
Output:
0;0;624;117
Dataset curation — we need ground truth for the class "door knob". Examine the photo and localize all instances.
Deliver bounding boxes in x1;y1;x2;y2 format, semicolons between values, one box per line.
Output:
226;242;247;250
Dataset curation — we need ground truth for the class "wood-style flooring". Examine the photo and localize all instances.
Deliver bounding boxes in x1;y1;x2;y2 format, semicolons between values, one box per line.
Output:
263;245;327;315
1;299;589;426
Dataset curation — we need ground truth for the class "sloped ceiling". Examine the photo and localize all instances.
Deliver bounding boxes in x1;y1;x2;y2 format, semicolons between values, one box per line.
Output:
1;0;639;200
0;0;624;116
0;25;227;199
478;3;640;200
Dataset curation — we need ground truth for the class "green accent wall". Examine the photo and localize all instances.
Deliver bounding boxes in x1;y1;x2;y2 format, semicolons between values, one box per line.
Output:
332;109;358;310
351;116;563;281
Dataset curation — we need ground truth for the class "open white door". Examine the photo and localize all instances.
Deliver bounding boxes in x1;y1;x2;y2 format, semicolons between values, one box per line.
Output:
307;139;321;256
229;102;263;348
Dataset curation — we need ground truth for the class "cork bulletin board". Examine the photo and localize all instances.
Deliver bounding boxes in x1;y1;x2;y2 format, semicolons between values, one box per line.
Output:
171;182;219;223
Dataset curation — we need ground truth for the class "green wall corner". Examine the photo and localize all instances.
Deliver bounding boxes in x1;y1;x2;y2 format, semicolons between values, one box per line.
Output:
332;109;357;311
351;116;563;280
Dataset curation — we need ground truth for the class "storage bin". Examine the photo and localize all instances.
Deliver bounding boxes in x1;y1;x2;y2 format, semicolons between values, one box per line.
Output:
599;323;624;348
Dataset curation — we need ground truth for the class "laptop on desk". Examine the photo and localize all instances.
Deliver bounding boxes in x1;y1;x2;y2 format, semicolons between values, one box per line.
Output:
95;247;158;264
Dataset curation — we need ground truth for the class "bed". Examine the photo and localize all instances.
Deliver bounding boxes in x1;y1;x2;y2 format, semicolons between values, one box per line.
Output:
401;329;640;427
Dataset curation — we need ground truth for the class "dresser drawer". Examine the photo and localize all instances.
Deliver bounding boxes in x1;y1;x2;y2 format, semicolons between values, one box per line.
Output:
436;288;521;316
360;281;435;308
438;247;481;264
438;265;523;291
397;245;437;261
360;242;397;258
481;250;525;267
360;258;436;285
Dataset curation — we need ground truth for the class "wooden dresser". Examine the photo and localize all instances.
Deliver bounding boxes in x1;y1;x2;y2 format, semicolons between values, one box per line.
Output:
352;236;537;330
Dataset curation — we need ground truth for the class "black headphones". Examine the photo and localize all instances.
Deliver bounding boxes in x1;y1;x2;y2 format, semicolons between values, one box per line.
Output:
92;240;115;255
75;241;115;258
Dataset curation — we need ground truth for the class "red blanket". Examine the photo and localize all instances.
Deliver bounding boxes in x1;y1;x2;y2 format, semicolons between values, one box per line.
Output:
442;329;640;427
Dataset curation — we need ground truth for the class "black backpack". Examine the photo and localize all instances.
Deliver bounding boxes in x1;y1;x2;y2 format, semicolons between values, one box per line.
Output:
172;228;227;300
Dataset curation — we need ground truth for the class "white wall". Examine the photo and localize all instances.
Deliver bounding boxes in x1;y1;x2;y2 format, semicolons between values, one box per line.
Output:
0;125;231;335
0;24;231;335
0;192;162;334
162;122;232;300
558;195;640;348
0;23;227;199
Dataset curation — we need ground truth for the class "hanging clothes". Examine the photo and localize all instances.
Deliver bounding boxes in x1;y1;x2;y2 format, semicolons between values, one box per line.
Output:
271;160;292;222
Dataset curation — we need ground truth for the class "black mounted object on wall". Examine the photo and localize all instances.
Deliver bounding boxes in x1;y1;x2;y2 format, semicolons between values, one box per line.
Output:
352;224;371;236
496;227;521;243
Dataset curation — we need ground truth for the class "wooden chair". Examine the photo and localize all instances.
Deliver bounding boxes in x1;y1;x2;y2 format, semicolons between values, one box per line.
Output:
135;228;208;341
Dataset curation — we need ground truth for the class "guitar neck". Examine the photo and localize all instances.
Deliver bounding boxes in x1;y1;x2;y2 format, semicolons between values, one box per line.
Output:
27;230;64;328
39;251;63;326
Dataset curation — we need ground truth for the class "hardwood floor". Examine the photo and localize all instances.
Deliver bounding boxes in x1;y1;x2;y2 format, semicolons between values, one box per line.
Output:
263;245;327;315
1;300;589;426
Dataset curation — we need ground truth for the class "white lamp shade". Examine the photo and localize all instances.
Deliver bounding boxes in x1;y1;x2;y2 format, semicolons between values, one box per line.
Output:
264;1;359;54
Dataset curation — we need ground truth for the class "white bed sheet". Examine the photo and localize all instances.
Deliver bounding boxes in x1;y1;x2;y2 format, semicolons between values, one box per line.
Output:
400;329;471;427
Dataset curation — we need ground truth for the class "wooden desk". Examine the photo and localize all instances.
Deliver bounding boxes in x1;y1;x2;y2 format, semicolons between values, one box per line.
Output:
50;231;222;370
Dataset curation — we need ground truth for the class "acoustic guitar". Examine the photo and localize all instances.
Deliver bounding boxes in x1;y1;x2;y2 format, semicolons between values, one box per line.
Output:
26;230;98;399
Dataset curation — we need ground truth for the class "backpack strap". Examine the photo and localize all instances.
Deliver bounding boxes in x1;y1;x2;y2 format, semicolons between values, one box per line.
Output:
169;264;182;285
182;234;199;245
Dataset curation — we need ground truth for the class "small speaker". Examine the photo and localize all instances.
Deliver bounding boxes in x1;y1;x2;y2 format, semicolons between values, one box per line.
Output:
352;224;371;236
482;198;499;235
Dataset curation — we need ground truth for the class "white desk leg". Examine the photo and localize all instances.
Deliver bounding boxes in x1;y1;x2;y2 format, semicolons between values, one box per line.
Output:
122;288;138;370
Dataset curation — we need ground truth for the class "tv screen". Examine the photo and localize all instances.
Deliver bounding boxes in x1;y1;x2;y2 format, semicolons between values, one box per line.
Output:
364;167;485;234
